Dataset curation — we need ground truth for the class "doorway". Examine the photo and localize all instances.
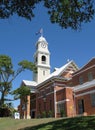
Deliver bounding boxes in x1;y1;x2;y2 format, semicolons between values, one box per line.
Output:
78;99;84;114
31;110;35;118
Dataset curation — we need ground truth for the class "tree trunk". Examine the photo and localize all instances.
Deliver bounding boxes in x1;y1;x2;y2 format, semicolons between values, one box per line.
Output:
0;92;5;106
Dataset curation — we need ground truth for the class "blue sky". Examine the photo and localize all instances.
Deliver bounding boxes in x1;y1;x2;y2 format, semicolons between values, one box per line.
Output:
0;3;95;108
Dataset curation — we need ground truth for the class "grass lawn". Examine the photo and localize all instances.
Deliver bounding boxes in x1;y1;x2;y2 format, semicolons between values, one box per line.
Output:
0;116;95;130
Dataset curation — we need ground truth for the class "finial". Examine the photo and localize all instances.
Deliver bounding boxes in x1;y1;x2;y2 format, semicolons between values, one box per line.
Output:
36;28;43;37
67;59;70;62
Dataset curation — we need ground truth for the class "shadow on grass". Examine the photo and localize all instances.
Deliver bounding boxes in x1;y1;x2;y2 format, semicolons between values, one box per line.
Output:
18;116;95;130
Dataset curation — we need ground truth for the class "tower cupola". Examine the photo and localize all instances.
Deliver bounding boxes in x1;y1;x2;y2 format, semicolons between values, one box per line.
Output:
33;36;50;83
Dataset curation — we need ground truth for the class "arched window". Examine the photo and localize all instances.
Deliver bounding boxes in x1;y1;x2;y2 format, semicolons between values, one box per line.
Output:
35;57;37;63
41;55;46;64
79;76;83;84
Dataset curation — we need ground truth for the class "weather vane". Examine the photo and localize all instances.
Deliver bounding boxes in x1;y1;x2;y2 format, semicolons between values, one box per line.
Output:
36;28;43;37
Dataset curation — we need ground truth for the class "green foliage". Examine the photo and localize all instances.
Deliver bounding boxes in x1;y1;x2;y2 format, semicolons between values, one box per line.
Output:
0;0;95;30
60;109;65;117
0;102;16;117
42;111;47;118
12;85;31;102
0;107;11;117
0;103;14;117
18;60;37;73
0;55;14;105
44;0;95;30
0;0;38;19
48;110;53;117
0;116;95;130
0;54;36;107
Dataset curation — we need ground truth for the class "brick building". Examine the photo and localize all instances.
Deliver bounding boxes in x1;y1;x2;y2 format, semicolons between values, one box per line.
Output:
18;36;95;119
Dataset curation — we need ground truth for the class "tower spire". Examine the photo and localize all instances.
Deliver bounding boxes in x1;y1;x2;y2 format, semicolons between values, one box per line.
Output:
40;28;43;37
36;28;43;37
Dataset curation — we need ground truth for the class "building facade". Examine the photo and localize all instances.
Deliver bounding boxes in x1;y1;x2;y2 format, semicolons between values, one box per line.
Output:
18;36;95;119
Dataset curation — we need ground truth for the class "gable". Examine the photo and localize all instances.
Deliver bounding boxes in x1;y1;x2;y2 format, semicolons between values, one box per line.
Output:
59;61;79;78
81;58;95;70
37;60;79;88
74;58;95;75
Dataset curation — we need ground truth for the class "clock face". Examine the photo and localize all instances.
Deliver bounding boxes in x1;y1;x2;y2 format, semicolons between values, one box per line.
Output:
41;42;46;48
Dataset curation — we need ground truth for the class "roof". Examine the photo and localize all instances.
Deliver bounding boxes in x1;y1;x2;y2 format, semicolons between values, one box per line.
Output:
20;60;79;88
22;80;37;87
37;60;79;87
45;60;78;79
73;57;95;76
38;36;47;42
35;36;48;46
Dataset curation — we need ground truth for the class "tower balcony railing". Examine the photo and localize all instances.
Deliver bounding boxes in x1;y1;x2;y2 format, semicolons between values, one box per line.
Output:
42;61;46;64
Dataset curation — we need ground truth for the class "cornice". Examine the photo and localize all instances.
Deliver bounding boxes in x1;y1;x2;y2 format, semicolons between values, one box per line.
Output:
73;65;95;77
36;64;51;69
74;79;95;92
34;50;50;57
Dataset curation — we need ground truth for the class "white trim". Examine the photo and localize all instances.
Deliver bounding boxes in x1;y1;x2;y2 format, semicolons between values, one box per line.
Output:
75;89;95;97
36;64;51;69
22;80;37;86
47;91;54;96
55;86;73;93
55;87;65;93
45;86;51;89
54;83;66;87
38;96;43;99
74;79;95;92
73;64;95;77
54;90;57;118
26;115;31;119
56;99;70;104
37;86;72;99
37;91;54;99
31;90;36;93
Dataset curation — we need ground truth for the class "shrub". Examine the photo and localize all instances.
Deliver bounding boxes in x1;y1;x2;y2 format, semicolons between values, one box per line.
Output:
60;110;65;117
42;111;46;118
48;110;53;117
0;107;11;117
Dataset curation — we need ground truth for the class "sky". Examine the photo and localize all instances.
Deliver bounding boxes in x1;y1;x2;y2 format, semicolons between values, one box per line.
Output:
0;3;95;108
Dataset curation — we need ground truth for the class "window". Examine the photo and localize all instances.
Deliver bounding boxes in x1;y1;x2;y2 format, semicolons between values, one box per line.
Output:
43;70;45;76
39;103;41;112
79;76;84;84
36;44;38;50
43;91;46;102
22;104;25;110
90;93;95;107
50;100;52;110
35;57;37;63
78;99;84;114
41;55;46;64
88;72;93;81
57;103;64;113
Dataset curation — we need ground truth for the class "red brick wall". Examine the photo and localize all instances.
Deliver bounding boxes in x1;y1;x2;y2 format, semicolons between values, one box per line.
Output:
72;59;95;116
75;88;95;115
56;88;66;102
65;88;75;117
36;82;55;117
72;67;95;86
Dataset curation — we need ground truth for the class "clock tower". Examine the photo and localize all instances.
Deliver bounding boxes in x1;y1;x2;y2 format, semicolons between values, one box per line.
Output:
33;36;50;83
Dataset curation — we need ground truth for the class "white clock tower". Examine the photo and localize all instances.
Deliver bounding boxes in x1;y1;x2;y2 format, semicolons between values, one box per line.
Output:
33;36;50;83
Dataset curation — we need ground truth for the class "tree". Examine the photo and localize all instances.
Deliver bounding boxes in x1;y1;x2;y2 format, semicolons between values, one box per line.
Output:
12;85;31;102
0;0;95;30
0;55;36;107
0;102;15;117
